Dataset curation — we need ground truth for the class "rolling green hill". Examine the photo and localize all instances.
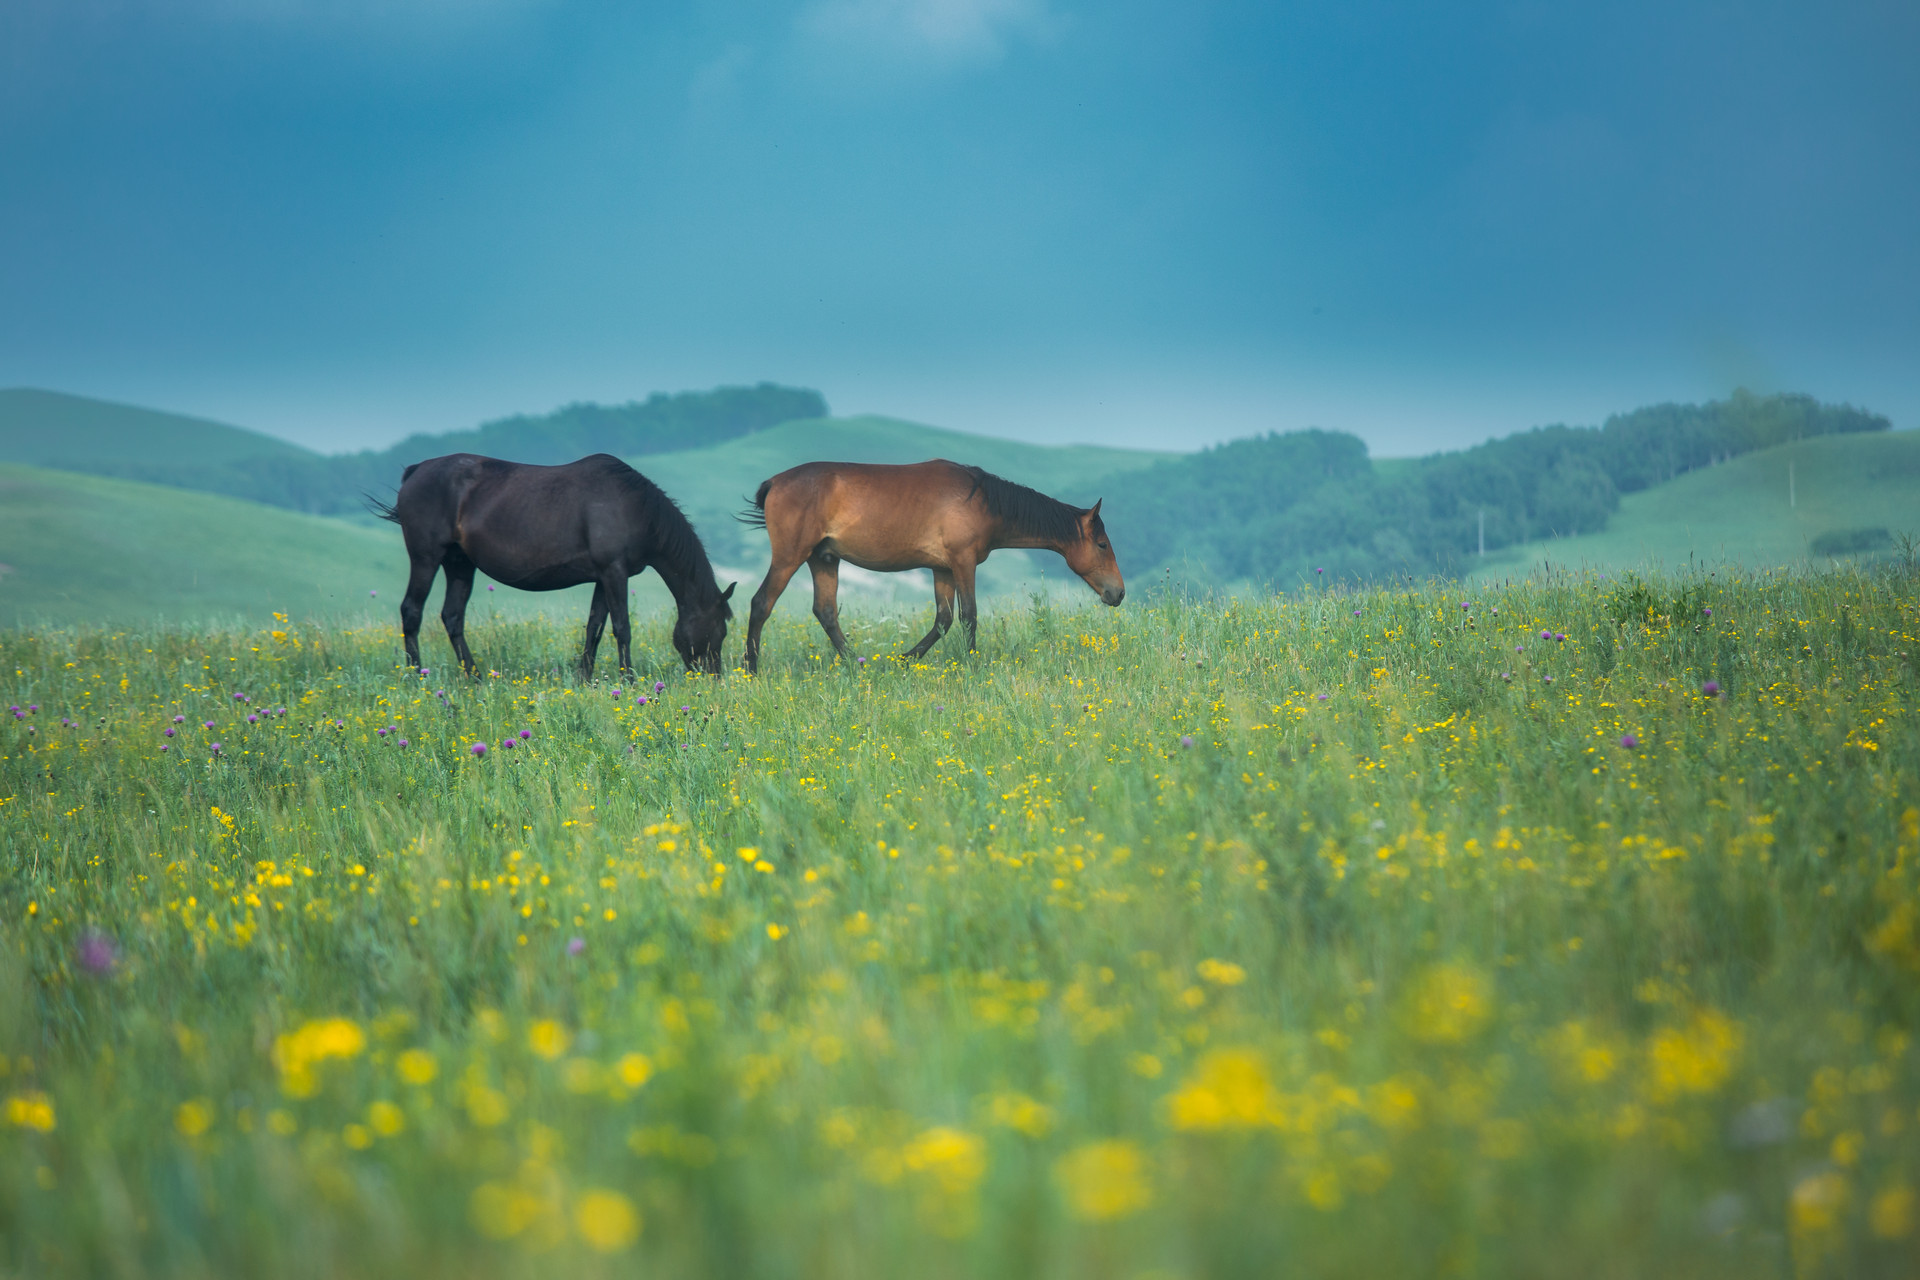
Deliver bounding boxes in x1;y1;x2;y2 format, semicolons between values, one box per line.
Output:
1466;430;1920;580
0;462;404;628
0;388;314;469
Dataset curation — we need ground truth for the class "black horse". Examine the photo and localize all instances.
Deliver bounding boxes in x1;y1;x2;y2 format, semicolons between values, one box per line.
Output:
376;453;734;677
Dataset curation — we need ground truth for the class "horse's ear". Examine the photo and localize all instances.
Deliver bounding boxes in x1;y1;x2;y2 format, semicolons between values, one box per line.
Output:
722;581;736;600
1088;499;1103;519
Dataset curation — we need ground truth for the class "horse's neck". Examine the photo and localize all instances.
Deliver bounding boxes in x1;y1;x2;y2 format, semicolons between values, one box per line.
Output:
649;547;716;610
990;525;1074;554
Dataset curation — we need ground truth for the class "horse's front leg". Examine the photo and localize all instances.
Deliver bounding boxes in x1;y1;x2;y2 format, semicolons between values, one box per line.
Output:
578;583;610;680
744;557;804;674
903;569;956;659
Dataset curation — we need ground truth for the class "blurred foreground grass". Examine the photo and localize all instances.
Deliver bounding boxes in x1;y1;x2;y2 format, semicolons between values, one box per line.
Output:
2;569;1918;1278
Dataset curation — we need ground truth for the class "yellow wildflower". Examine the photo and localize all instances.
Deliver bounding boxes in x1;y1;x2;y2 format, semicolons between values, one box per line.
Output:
5;1092;55;1132
174;1099;212;1137
1167;1048;1274;1130
1646;1009;1741;1102
528;1020;570;1061
1055;1140;1153;1221
574;1189;641;1252
1196;958;1247;986
395;1048;438;1085
1405;964;1492;1044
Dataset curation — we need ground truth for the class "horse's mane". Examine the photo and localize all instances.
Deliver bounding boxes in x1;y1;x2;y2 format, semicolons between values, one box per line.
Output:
960;465;1086;544
598;457;729;612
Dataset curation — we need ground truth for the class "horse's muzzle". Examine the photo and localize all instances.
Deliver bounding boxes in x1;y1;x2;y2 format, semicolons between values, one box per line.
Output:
1102;586;1126;606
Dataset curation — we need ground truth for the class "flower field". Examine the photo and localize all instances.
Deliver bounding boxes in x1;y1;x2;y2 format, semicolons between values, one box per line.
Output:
3;570;1918;1278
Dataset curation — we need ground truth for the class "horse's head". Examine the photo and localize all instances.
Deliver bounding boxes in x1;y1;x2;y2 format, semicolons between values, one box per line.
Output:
1063;501;1125;606
674;582;736;674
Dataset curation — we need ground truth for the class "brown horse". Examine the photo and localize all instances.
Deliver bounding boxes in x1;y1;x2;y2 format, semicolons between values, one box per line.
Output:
376;453;734;678
737;460;1123;672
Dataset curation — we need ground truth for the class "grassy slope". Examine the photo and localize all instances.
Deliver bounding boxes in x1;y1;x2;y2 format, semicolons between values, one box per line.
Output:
637;415;1174;601
1468;430;1920;581
0;388;314;468
0;463;412;628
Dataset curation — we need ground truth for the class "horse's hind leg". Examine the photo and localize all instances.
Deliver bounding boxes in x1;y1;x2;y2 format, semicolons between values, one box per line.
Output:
954;560;980;652
903;569;956;660
399;552;442;670
602;570;634;677
578;583;610;679
440;550;480;675
808;548;852;660
744;557;804;674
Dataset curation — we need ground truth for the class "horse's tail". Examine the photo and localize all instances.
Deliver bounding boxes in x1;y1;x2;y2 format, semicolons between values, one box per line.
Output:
365;462;422;524
734;478;773;530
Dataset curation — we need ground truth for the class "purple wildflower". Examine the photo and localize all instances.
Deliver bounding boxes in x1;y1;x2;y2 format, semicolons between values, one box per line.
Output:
164;727;175;737
1621;734;1638;748
247;714;259;724
398;738;410;748
612;688;622;698
210;742;223;754
1540;630;1551;641
654;681;666;693
502;738;515;750
1317;692;1329;702
233;692;245;702
1353;609;1361;616
1703;606;1712;616
159;743;170;752
519;729;531;739
471;742;488;757
419;667;431;677
369;589;378;597
376;727;387;736
637;696;647;706
76;931;117;974
1555;633;1566;642
1702;680;1721;696
1180;735;1194;748
567;937;585;956
173;715;186;724
203;721;215;730
1315;567;1324;574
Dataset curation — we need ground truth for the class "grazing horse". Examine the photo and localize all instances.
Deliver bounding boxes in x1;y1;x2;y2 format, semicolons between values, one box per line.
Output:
376;453;735;677
737;460;1123;672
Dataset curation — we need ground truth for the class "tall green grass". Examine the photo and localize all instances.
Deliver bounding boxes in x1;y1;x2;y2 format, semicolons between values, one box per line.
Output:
2;568;1917;1278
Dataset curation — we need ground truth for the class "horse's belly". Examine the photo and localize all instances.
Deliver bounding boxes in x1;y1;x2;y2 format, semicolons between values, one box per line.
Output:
827;534;944;574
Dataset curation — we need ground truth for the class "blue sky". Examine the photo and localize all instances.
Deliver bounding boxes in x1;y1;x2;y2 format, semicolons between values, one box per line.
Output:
2;0;1915;456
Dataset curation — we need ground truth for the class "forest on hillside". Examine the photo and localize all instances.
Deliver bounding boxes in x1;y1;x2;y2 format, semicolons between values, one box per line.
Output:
1101;390;1890;586
75;383;828;516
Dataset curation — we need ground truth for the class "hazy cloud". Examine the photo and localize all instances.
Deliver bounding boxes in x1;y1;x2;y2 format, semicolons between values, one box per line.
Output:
797;0;1059;66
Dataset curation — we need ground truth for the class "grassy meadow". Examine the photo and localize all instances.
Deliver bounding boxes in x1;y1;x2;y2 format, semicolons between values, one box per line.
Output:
2;568;1918;1277
1468;432;1920;582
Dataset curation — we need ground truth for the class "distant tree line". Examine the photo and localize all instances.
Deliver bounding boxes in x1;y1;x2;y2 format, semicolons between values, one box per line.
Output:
1101;390;1890;587
72;383;827;516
